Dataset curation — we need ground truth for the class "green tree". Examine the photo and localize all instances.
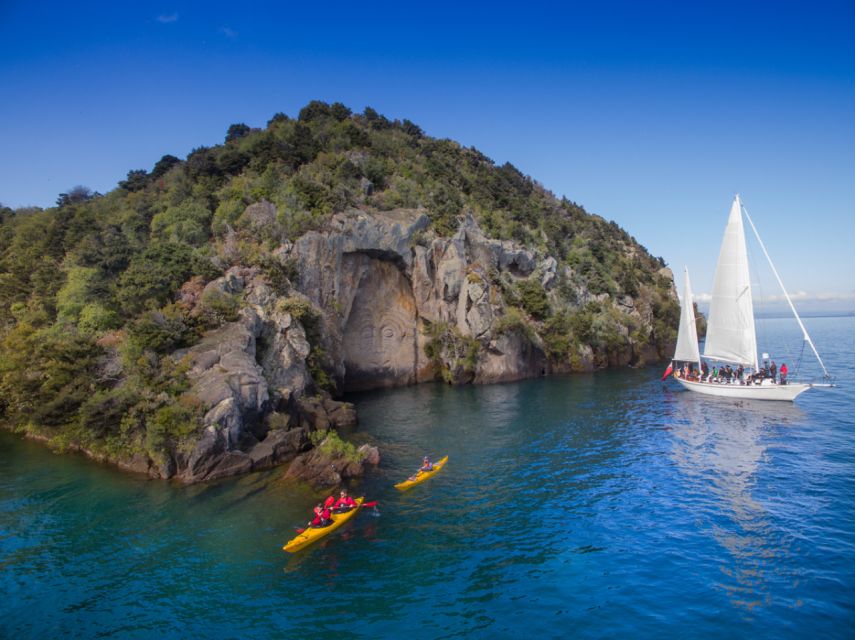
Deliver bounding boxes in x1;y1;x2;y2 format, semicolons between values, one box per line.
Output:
151;154;181;178
518;279;550;320
120;169;149;192
226;123;251;142
117;242;195;315
298;100;332;122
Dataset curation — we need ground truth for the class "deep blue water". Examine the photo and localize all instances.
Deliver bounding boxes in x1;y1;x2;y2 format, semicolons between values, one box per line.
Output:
2;316;854;638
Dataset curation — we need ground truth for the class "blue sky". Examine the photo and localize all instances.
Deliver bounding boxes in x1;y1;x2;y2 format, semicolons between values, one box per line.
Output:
1;1;853;309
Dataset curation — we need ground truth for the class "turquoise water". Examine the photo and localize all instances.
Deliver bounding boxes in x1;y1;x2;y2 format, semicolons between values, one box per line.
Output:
2;317;854;638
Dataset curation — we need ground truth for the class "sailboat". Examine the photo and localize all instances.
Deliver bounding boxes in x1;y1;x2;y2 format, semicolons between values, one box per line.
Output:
670;195;832;401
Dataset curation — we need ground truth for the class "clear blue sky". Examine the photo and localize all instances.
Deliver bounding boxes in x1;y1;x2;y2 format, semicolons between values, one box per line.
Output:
1;1;853;309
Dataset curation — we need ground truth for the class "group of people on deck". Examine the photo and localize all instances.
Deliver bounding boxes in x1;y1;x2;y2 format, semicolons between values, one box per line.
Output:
675;360;788;385
307;490;358;529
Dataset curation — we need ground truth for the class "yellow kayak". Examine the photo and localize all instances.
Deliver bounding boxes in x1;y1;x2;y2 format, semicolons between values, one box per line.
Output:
394;456;448;491
283;497;364;553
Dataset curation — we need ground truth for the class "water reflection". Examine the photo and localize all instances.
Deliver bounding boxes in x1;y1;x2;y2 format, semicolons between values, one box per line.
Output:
667;393;804;613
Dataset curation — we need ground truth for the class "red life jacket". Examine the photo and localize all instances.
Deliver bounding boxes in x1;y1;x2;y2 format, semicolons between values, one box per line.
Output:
310;514;322;526
335;496;356;509
321;507;332;521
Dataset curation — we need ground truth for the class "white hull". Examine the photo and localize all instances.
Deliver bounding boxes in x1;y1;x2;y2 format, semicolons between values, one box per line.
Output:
673;376;811;401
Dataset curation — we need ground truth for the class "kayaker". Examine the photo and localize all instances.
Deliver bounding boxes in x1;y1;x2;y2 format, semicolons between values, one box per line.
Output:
308;503;333;528
408;456;433;481
333;489;357;512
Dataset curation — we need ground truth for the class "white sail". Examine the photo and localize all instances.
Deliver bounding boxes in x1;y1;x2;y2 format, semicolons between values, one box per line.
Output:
674;267;701;364
703;196;758;369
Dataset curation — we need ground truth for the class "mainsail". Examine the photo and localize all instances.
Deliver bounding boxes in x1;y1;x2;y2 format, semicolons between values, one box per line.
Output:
673;267;701;364
703;195;759;369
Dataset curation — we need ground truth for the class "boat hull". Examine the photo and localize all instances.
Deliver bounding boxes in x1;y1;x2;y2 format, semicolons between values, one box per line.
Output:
673;376;810;401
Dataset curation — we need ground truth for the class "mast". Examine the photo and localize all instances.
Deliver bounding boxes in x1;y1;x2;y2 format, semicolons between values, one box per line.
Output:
741;203;830;379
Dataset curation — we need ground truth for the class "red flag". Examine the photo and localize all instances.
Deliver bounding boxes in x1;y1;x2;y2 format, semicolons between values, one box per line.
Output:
661;364;673;381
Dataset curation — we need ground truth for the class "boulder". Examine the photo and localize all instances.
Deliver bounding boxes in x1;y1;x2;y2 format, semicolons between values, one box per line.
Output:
284;434;379;488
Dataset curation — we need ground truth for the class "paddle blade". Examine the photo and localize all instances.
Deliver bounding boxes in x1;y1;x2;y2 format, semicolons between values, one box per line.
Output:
362;501;377;508
295;527;306;534
661;364;673;381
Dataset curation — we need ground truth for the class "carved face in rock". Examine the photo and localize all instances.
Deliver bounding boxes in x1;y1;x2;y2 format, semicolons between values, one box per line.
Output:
342;259;417;385
354;320;411;369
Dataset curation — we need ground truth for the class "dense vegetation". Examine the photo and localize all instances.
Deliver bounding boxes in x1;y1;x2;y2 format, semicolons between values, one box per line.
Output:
0;100;677;461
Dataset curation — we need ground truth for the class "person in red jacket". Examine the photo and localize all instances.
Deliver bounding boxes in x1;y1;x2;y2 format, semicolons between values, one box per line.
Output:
333;489;357;512
780;362;788;385
308;503;333;528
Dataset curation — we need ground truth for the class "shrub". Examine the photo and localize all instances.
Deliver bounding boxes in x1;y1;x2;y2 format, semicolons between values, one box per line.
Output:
150;200;212;246
127;304;197;354
541;311;573;361
517;278;550;320
494;306;527;335
310;429;362;464
78;303;120;335
198;289;240;327
145;396;202;458
423;321;480;381
56;265;99;324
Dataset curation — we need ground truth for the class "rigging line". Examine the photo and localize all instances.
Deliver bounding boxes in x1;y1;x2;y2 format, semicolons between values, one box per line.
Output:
747;230;798;370
741;203;830;378
796;341;806;380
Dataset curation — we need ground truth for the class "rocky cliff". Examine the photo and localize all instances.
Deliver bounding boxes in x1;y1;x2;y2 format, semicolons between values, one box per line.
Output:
149;204;675;482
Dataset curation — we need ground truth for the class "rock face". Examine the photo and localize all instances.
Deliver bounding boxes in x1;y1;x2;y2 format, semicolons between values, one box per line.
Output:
289;208;556;389
140;205;673;484
158;266;366;483
341;256;420;391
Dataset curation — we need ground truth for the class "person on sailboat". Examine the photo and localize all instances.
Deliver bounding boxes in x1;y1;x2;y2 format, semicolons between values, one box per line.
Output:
770;361;778;382
780;363;788;385
701;362;709;381
736;364;744;384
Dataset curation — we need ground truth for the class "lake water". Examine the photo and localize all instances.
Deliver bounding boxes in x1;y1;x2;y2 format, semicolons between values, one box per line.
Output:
2;316;854;638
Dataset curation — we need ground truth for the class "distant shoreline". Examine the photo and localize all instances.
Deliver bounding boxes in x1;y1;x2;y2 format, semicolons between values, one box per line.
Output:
695;308;854;320
754;312;855;319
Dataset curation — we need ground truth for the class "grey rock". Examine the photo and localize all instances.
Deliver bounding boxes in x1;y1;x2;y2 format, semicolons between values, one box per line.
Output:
239;200;277;232
204;451;254;481
358;444;381;466
476;330;547;384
